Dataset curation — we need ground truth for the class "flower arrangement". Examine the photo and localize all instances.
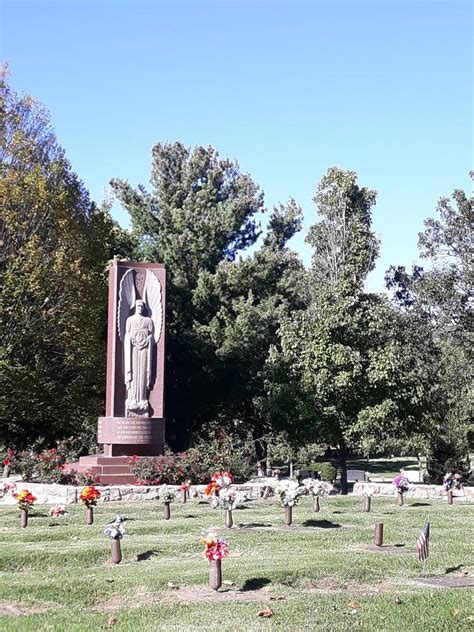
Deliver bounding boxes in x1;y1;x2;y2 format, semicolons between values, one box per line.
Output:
302;479;333;497
212;471;234;488
1;481;17;497
204;471;234;497
392;471;409;494
201;536;229;561
219;488;245;510
275;479;303;507
79;485;101;508
104;516;126;540
158;484;176;503
49;504;70;518
204;480;221;496
180;480;191;492
443;472;463;491
15;489;37;510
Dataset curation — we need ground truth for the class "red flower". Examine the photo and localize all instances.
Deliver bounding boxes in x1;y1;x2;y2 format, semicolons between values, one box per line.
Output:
79;485;101;507
204;481;221;496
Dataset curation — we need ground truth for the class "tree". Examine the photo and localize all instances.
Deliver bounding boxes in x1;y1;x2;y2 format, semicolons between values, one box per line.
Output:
385;177;473;481
266;168;427;493
111;143;304;449
0;67;127;448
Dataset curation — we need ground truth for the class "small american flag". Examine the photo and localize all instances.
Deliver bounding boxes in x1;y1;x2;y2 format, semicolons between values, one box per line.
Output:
416;520;430;562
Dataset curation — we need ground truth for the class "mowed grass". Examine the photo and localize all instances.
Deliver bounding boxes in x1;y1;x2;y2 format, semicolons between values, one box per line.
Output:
0;496;473;631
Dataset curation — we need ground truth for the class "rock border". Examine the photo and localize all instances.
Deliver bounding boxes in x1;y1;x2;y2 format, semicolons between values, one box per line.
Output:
1;478;472;505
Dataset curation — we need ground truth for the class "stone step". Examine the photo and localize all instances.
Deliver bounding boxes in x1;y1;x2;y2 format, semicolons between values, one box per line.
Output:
100;465;133;474
78;455;131;466
97;474;136;485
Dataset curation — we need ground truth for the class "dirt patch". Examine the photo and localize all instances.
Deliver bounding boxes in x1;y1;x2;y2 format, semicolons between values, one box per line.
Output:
95;585;274;611
95;586;159;612
162;586;273;605
409;576;474;589
355;544;411;555
0;601;59;616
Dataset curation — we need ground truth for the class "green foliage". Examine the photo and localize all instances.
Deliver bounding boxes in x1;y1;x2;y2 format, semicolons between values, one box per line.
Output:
128;452;189;485
0;68;131;449
111;142;304;447
385;176;473;482
265;168;430;492
186;425;256;482
313;462;337;482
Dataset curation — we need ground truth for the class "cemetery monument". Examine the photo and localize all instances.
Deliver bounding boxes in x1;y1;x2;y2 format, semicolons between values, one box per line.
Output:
71;261;166;484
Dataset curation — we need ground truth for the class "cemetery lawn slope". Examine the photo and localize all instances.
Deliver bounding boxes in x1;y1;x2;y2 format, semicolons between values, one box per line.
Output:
0;496;473;631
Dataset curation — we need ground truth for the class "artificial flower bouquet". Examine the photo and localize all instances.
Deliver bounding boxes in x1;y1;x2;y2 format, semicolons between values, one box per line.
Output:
392;472;409;494
275;479;303;507
201;536;229;561
104;516;126;540
204;471;234;497
49;504;70;518
158;484;176;503
179;480;191;493
302;478;333;497
79;485;101;508
219;488;245;511
15;489;36;510
443;472;463;492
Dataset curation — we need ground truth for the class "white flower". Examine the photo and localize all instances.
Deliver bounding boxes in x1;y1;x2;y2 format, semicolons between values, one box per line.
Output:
104;517;125;540
158;484;176;503
275;479;303;507
49;504;70;517
301;479;333;497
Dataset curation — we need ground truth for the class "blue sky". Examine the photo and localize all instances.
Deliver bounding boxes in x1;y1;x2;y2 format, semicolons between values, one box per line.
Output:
1;0;472;291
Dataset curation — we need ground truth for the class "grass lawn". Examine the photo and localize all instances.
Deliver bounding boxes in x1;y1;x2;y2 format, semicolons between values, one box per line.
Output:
0;496;473;631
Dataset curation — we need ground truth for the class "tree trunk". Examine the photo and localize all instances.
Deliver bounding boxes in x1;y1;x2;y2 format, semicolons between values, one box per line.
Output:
254;436;267;478
364;496;371;512
164;502;171;519
447;490;453;505
313;496;320;512
338;438;348;495
265;458;272;477
284;505;293;526
289;460;294;478
225;509;233;528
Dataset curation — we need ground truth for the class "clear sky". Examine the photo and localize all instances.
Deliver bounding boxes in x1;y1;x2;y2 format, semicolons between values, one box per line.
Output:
1;0;472;291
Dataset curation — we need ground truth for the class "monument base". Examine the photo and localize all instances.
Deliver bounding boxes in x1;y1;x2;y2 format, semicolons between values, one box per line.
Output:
67;416;165;485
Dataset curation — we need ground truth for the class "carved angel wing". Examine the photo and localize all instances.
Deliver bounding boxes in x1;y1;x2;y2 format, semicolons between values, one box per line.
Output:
144;270;163;343
117;269;136;341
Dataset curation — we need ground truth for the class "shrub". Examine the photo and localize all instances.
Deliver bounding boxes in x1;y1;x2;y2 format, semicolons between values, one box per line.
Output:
15;448;76;484
303;462;337;482
317;462;337;482
128;451;189;485
186;428;255;483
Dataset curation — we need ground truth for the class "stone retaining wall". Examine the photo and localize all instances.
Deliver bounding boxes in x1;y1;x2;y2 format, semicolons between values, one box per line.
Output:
0;480;267;505
2;478;472;505
353;481;474;501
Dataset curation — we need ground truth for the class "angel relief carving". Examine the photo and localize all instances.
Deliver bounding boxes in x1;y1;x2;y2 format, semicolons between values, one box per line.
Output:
117;269;163;417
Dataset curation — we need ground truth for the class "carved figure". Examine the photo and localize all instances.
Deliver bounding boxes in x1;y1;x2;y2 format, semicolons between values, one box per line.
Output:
118;269;163;416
